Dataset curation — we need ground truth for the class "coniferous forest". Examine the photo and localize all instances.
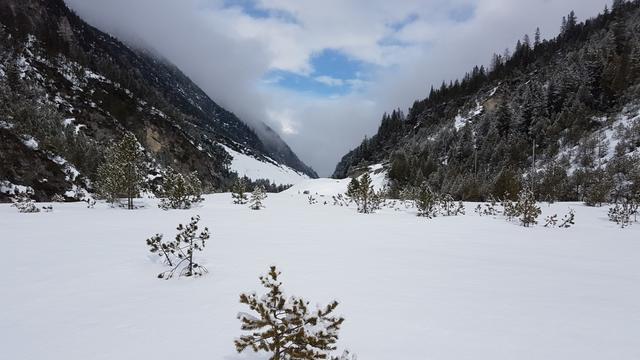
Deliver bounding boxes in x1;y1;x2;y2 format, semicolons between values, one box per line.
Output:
334;1;640;204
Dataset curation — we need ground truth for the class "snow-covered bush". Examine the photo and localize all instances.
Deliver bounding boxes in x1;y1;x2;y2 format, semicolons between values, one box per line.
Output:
415;185;438;218
235;266;345;359
475;197;499;216
145;215;210;279
249;185;267;210
345;174;379;214
608;200;638;228
439;194;465;216
231;178;248;204
11;192;40;213
515;189;541;227
85;198;96;208
51;194;65;202
544;209;575;228
308;195;318;204
158;168;203;210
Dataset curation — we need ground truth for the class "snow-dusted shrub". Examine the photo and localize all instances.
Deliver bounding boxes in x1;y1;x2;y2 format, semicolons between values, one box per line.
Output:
41;205;53;212
415;185;438;218
158;168;203;210
544;209;575;228
85;198;96;208
235;266;345;360
308;195;318;204
51;194;65;202
515;189;541;227
559;209;576;228
344;174;380;214
145;215;210;279
608;200;638;228
475;196;499;216
249;185;267;210
231;178;248;204
11;192;40;213
439;194;465;216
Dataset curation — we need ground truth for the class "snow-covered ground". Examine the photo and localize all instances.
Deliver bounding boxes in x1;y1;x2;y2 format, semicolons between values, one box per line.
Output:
220;144;310;185
1;182;639;360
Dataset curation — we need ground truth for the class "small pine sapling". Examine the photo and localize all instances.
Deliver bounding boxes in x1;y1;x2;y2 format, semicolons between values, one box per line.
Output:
544;214;558;227
559;209;575;228
51;194;65;202
250;185;267;210
145;215;210;279
608;201;636;228
231;178;249;204
86;198;96;208
515;189;541;227
235;266;345;360
415;184;438;218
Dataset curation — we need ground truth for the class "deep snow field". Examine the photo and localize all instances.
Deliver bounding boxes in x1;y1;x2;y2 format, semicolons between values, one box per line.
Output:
1;183;639;360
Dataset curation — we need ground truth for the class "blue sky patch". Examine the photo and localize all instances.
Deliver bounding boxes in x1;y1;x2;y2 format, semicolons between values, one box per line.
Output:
222;0;298;23
263;49;373;96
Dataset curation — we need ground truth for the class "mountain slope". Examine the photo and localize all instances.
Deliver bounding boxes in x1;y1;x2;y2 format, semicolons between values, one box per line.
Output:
334;2;640;202
0;0;315;201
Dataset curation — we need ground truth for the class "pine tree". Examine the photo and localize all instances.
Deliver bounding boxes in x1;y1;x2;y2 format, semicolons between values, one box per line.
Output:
415;184;438;218
515;188;541;227
346;177;360;200
355;173;376;214
235;266;344;360
250;185;267;210
96;133;144;209
145;215;210;279
231;178;248;204
158;168;203;210
534;27;541;48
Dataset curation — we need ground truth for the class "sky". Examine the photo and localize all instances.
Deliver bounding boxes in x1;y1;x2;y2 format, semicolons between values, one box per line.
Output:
65;0;610;176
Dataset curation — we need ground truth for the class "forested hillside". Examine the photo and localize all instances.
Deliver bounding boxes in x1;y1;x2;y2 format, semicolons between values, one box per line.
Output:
0;0;316;201
334;0;640;203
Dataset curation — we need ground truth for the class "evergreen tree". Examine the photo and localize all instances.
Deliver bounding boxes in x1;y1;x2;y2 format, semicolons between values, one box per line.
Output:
235;266;345;360
346;177;360;200
250;185;267;210
158;168;203;210
355;173;376;214
415;184;438;218
96;133;144;209
515;188;541;227
231;178;249;204
145;215;210;279
534;27;541;48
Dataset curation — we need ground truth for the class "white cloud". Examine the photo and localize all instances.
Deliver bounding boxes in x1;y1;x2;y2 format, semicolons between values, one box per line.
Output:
64;0;610;176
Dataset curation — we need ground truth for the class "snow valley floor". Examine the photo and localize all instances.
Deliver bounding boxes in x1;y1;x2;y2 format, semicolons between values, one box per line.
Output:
1;188;639;360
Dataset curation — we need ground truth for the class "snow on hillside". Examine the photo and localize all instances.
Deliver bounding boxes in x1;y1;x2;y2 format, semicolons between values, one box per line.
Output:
220;144;310;185
286;164;388;196
1;191;638;360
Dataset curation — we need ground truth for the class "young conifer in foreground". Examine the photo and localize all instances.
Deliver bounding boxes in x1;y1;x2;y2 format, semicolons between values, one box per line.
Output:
145;215;210;279
235;266;345;360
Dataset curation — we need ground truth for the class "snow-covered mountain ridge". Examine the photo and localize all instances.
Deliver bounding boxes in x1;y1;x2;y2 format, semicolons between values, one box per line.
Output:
0;0;316;201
